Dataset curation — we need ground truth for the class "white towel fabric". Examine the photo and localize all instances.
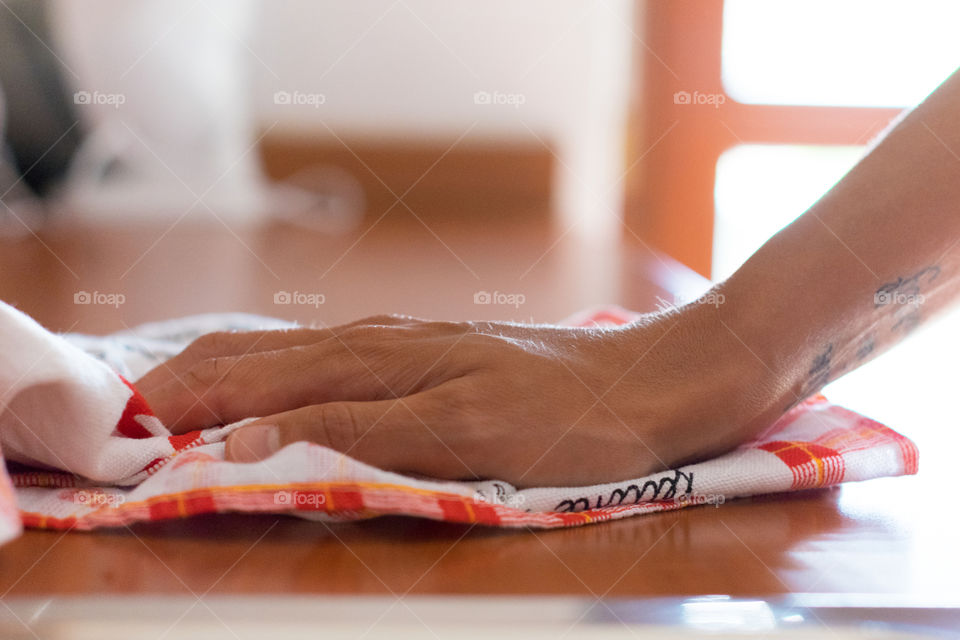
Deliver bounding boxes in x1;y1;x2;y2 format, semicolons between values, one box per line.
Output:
0;302;918;544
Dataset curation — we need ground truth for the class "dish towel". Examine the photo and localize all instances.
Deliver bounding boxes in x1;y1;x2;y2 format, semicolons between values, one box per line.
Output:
0;301;919;545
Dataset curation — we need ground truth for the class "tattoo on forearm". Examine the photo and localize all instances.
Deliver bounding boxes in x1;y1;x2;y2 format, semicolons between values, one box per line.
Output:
874;265;940;307
786;343;834;410
854;335;875;361
806;343;833;391
784;265;940;414
891;308;922;333
875;265;940;334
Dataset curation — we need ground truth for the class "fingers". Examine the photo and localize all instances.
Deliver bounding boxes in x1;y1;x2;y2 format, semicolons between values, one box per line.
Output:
224;391;477;479
143;323;461;433
144;347;310;432
136;328;329;395
135;314;426;396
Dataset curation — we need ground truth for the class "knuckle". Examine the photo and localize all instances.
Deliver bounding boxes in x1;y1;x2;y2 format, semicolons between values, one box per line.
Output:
463;320;504;336
169;363;221;420
416;320;469;335
459;331;500;349
338;323;384;342
182;360;215;391
336;325;408;358
338;316;462;345
356;313;413;327
181;357;236;410
188;331;239;358
315;403;361;453
456;331;518;363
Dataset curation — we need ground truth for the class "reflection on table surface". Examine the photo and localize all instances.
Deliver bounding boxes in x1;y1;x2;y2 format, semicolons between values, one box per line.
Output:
2;594;958;638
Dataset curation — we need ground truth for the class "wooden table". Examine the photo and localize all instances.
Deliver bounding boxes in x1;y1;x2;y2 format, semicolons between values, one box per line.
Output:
0;212;954;599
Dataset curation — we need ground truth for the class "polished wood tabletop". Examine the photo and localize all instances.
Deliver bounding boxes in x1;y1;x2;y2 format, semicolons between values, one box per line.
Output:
0;211;954;598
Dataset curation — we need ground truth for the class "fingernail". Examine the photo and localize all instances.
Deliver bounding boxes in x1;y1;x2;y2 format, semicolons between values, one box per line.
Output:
227;424;280;462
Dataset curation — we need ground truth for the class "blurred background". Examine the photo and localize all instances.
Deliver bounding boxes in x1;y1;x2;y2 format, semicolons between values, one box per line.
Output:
3;0;959;280
1;0;960;476
0;0;633;237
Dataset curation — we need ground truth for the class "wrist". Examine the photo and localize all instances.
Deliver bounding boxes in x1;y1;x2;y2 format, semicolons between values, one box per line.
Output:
608;293;798;470
676;289;797;438
616;298;784;462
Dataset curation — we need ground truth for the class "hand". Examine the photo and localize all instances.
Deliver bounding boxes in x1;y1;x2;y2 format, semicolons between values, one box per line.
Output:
137;306;774;487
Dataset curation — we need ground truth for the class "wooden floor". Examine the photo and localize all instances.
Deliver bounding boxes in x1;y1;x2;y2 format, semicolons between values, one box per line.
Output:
0;210;954;599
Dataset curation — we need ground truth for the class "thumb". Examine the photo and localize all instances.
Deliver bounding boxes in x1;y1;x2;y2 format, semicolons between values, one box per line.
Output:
224;393;472;478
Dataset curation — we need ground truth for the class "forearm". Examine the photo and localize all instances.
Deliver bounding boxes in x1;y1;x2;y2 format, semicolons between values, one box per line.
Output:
714;67;960;426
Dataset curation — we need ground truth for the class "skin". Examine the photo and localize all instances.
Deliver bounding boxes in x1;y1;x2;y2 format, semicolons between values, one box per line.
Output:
140;67;960;488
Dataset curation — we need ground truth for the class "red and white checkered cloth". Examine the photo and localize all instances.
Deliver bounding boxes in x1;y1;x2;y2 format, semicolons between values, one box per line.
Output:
0;301;918;545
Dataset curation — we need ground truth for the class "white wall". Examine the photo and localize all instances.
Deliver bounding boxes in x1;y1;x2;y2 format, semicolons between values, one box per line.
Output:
251;0;634;236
